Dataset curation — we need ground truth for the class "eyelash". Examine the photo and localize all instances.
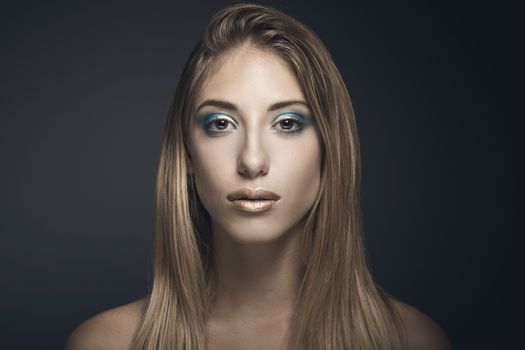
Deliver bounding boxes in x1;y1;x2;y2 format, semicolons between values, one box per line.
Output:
203;113;306;135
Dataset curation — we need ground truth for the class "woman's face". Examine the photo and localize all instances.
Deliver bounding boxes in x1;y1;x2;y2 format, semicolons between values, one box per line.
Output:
187;46;322;244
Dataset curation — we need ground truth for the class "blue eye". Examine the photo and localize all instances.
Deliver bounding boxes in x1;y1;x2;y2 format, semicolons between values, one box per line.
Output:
203;113;237;134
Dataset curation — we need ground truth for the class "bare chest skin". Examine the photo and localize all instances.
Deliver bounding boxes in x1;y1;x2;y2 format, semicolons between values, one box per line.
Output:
206;316;291;350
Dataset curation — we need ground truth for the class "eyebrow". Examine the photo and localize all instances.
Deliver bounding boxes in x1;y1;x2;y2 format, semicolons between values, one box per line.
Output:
195;99;310;112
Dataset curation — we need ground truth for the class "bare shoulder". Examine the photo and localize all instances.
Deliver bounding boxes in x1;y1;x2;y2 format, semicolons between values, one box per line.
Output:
65;297;148;350
390;299;451;350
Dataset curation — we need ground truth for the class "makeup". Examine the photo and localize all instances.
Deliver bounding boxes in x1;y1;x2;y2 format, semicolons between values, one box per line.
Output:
273;111;310;134
228;199;278;213
200;113;236;133
187;45;322;243
198;109;312;135
227;187;281;213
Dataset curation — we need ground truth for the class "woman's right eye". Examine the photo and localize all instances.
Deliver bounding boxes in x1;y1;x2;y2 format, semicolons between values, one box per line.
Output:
203;114;237;133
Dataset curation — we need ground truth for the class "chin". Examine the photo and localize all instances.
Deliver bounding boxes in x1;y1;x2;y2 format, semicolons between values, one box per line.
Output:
214;217;299;245
231;231;286;245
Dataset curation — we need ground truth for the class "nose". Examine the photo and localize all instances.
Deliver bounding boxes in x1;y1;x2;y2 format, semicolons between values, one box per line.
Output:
237;130;270;178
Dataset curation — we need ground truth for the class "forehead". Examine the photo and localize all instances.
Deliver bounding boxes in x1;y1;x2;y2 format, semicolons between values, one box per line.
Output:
196;46;305;106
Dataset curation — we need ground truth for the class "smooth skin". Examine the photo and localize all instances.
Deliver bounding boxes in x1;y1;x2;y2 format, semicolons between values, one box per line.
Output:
65;45;451;350
189;44;320;349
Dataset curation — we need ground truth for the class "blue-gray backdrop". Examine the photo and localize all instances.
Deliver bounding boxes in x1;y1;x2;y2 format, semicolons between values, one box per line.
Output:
1;1;520;348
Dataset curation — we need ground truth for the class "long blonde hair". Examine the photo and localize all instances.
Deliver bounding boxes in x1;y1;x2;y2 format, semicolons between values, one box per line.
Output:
132;3;407;349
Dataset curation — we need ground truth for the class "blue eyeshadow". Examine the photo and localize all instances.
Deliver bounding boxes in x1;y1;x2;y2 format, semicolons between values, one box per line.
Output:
203;113;228;123
199;111;312;130
275;112;311;124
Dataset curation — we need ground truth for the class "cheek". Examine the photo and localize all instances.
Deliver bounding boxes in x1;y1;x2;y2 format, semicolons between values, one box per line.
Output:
275;134;322;206
193;153;224;191
190;141;234;212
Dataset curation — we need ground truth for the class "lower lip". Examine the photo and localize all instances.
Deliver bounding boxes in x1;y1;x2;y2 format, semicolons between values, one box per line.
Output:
229;199;278;213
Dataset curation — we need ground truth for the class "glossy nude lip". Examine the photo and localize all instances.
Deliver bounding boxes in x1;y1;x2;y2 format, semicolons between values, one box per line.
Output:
227;187;281;213
229;199;279;213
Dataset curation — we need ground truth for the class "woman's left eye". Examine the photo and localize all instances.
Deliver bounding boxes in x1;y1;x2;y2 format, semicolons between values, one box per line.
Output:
273;116;305;134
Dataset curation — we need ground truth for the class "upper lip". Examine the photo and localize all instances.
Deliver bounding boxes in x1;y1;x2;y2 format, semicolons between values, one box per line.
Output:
227;187;281;201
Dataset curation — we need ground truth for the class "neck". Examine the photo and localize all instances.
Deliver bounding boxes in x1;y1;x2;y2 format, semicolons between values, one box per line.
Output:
209;220;305;322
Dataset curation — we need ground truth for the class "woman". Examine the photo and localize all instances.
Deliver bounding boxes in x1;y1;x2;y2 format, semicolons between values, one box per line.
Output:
66;3;450;350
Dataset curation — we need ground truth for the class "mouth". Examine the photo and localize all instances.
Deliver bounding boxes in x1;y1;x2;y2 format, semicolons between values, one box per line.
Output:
227;187;281;213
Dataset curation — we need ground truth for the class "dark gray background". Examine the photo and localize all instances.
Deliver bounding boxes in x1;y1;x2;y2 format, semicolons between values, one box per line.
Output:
1;1;521;349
